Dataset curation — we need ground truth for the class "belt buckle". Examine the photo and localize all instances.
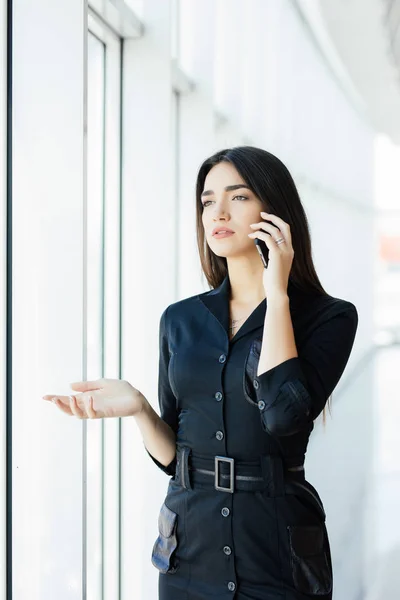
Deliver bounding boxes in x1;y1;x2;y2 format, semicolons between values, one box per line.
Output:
215;456;234;493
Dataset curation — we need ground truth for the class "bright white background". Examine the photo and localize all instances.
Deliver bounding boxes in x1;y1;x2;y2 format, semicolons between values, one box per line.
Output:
1;0;398;599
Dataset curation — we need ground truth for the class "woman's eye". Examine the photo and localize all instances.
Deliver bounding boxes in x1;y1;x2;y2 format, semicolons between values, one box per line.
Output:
202;195;248;208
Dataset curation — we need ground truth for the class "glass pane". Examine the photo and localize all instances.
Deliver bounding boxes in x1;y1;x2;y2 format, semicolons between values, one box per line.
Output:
86;30;105;600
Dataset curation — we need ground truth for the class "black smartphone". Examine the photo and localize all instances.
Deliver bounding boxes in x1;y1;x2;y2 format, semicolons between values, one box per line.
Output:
254;237;269;268
254;220;281;267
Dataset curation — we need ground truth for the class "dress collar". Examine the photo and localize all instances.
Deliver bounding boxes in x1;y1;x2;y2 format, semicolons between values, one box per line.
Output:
198;273;304;344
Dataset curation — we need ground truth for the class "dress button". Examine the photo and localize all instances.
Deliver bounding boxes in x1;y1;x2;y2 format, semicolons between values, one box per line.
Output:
221;507;230;517
223;545;232;555
215;391;223;401
258;400;265;410
219;354;226;363
253;379;259;389
216;430;224;441
228;581;236;592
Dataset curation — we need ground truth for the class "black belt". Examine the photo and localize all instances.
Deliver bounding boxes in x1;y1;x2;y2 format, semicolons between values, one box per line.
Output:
174;446;305;497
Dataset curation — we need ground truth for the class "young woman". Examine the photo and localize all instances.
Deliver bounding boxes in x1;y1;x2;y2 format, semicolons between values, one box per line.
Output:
43;146;358;600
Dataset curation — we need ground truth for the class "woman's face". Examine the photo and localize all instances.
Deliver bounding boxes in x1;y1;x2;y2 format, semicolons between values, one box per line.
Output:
201;161;266;259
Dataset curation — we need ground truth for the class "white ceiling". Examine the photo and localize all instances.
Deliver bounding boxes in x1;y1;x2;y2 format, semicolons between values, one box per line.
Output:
297;0;400;144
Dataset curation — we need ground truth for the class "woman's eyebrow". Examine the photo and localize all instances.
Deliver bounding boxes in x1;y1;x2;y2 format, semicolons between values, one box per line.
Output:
201;184;251;199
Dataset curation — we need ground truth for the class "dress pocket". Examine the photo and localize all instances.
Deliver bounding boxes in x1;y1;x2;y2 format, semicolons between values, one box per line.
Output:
151;502;179;574
285;479;326;523
242;338;262;407
287;524;332;595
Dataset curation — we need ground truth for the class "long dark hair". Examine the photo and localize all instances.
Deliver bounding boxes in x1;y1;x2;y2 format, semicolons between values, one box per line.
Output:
195;145;332;426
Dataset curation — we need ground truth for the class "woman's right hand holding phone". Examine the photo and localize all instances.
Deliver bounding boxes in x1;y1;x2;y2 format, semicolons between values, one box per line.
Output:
42;378;144;419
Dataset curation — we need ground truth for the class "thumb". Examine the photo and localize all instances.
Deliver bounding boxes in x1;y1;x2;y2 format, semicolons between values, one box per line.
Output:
69;379;103;391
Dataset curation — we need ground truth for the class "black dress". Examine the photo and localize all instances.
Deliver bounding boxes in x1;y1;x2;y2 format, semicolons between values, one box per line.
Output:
146;274;358;599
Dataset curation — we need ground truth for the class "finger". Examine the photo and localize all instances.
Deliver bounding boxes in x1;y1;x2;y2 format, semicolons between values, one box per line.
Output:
260;211;286;225
52;398;74;417
69;395;85;419
250;222;281;239
43;394;73;403
260;212;292;244
258;217;292;249
248;230;278;251
86;395;97;419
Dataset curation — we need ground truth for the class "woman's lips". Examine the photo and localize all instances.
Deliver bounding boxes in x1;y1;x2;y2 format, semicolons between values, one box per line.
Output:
212;231;235;238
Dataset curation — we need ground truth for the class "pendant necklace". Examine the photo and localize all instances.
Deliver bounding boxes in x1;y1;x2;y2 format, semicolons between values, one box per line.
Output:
229;316;246;332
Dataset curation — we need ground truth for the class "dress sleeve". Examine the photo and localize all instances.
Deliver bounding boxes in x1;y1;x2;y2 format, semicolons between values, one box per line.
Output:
253;302;358;436
144;305;178;476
